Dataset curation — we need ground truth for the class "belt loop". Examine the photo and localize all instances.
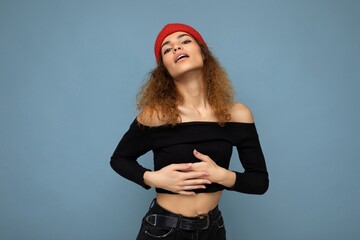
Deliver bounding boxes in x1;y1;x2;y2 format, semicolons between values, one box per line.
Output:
176;214;182;229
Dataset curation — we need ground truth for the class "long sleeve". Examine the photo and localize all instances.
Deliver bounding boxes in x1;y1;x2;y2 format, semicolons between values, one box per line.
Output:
110;119;152;189
228;123;269;194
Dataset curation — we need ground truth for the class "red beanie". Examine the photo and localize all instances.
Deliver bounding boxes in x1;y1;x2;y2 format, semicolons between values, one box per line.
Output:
154;23;207;63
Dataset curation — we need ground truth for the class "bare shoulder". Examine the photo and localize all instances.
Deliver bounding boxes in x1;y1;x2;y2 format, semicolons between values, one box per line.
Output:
137;106;165;127
230;102;254;123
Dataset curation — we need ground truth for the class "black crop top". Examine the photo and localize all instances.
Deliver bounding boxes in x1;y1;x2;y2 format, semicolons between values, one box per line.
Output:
110;119;269;194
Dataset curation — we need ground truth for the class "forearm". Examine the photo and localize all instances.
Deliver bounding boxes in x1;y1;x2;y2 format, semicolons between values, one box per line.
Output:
110;157;151;189
229;171;269;194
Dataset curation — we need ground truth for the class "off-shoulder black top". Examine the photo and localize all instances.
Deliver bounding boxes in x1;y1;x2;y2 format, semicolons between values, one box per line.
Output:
110;119;269;194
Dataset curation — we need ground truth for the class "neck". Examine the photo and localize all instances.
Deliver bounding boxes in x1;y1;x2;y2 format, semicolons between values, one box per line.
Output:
174;70;208;110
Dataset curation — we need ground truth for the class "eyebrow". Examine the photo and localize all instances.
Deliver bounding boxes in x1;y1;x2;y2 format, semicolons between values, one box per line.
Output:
161;34;191;50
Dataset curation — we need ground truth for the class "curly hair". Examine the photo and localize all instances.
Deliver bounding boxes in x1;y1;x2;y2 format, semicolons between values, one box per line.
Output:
137;42;234;126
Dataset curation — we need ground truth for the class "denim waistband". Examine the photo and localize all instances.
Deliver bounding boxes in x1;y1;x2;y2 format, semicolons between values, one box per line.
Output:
145;199;222;231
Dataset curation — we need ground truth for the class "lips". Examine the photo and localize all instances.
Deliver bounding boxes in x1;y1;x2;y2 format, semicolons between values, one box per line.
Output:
175;53;189;63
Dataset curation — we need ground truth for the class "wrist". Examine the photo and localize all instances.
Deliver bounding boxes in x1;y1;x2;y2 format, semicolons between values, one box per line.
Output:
143;171;156;188
217;168;236;188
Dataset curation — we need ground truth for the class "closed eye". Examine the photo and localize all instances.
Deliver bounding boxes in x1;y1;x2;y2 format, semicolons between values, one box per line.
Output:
182;39;192;44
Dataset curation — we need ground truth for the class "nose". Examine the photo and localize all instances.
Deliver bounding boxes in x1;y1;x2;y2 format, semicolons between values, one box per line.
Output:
173;45;182;53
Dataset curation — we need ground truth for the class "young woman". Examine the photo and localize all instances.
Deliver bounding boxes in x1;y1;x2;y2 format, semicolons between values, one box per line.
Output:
110;23;269;240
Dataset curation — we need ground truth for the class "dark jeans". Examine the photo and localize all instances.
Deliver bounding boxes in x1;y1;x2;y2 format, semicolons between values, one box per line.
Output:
136;199;226;240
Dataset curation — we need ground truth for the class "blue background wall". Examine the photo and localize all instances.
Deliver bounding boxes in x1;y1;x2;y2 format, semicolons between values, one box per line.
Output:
1;0;359;239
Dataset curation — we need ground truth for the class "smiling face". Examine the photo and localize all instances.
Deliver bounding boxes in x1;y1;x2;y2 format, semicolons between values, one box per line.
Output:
160;31;204;79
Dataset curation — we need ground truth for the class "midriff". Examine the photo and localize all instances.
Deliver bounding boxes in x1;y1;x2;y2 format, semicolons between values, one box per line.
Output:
156;191;223;217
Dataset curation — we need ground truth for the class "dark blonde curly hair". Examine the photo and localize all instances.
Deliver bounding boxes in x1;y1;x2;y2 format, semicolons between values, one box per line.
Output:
137;42;234;126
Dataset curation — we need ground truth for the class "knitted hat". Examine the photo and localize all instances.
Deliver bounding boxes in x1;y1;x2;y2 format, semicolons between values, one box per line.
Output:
154;23;206;63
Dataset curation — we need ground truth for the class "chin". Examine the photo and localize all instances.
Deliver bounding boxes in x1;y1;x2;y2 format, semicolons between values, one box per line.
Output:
169;63;203;79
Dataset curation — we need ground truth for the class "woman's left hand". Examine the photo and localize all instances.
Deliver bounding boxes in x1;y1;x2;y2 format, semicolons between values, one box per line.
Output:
190;149;236;188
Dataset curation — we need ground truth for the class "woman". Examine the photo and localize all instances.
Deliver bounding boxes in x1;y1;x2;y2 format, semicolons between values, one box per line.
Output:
110;23;269;240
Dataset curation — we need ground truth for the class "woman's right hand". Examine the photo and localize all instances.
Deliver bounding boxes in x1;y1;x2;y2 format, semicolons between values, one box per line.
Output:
143;163;211;195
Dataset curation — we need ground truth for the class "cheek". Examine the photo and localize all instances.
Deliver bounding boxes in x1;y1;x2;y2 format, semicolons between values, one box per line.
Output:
193;47;204;64
194;53;204;67
162;55;173;69
161;58;176;77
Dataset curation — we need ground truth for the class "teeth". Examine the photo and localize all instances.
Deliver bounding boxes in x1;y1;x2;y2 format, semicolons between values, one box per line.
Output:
176;54;187;62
